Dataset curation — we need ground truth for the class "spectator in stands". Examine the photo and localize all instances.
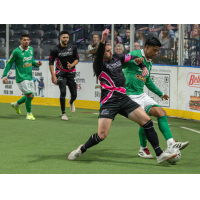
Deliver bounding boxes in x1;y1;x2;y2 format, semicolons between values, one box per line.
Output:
87;34;100;61
134;42;141;50
159;30;170;48
162;24;175;39
123;28;130;53
148;24;163;38
174;24;179;42
115;44;124;54
114;37;119;49
114;29;123;43
135;30;145;48
88;34;100;51
135;24;148;34
190;24;199;38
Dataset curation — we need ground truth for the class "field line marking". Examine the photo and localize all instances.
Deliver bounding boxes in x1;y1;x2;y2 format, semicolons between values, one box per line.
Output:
180;126;200;134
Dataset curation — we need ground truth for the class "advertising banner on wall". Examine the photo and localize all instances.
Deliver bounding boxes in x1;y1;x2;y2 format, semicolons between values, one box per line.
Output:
144;65;178;109
186;68;200;112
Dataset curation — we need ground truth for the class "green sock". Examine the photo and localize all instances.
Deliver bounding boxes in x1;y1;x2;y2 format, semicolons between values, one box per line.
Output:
157;116;173;141
17;96;26;105
138;127;147;148
25;97;33;113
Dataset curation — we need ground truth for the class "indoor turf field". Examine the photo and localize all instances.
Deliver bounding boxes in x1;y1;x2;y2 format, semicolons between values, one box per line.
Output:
0;102;199;174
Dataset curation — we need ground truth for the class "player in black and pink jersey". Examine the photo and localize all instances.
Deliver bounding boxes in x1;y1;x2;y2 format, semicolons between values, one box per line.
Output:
68;29;177;164
49;31;79;121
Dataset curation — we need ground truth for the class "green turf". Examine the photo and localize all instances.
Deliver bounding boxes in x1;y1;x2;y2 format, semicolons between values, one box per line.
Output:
0;102;199;174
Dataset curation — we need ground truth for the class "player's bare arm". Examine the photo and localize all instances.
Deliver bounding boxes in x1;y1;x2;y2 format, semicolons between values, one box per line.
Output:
101;29;110;43
37;61;42;66
49;65;57;85
161;94;169;100
2;77;8;84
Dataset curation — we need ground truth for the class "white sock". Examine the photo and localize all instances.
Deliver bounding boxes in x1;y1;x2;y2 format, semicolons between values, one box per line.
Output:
167;138;175;146
140;146;147;150
27;112;32;115
15;102;19;107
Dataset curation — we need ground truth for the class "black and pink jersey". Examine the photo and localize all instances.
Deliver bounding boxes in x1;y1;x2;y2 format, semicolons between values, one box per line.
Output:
93;42;145;106
49;43;79;74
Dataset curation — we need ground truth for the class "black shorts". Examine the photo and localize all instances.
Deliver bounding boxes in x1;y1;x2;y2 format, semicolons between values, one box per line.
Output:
56;71;76;86
98;95;140;120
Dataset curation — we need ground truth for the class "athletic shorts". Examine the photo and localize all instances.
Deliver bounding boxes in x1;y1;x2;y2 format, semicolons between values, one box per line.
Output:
128;93;161;114
17;80;34;95
56;71;76;86
99;95;140;120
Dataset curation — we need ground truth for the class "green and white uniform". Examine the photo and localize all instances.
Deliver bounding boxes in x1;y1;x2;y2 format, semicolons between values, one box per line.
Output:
122;49;163;113
122;49;173;149
3;46;39;94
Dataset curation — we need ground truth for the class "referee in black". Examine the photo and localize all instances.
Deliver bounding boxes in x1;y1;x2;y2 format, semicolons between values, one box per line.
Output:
49;30;79;121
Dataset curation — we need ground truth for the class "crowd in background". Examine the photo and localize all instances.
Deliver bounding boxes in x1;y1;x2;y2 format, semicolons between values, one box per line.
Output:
0;24;199;66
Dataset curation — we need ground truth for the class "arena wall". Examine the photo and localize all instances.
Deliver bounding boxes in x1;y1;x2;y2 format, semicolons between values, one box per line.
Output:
0;59;200;120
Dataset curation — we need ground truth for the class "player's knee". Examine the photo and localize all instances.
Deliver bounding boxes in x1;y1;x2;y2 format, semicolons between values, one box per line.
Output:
158;107;166;116
60;92;66;98
98;130;108;140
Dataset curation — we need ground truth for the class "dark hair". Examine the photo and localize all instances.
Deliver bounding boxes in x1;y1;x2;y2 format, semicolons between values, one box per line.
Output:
60;30;69;36
20;34;29;40
145;37;161;47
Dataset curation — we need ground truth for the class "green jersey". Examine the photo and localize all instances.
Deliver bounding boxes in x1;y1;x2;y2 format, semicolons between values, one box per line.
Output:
3;46;39;83
122;49;163;97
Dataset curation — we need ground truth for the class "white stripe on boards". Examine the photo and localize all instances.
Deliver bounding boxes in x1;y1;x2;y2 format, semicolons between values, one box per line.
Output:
180;127;200;134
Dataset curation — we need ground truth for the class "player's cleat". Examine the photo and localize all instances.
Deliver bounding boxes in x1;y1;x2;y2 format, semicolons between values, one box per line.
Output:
171;141;189;150
26;114;35;120
68;100;75;113
138;147;153;159
62;113;68;121
68;145;83;161
11;102;21;114
157;147;177;164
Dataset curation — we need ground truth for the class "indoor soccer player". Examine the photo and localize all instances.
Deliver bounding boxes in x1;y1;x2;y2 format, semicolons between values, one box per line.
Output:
68;29;177;164
2;34;42;120
49;30;79;121
122;37;189;159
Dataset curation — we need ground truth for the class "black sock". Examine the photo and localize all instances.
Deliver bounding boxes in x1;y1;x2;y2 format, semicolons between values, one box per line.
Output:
80;133;102;153
143;120;163;156
60;97;65;114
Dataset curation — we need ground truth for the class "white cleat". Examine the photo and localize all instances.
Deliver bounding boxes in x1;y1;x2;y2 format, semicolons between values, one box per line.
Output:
68;100;75;113
171;141;189;150
68;145;83;161
62;113;68;121
138;147;153;159
157;147;177;164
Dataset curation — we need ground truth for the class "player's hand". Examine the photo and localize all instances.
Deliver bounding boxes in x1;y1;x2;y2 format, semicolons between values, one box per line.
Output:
161;94;169;100
101;29;110;42
37;61;42;66
142;67;148;77
134;58;144;65
52;75;57;85
2;77;8;84
67;62;73;69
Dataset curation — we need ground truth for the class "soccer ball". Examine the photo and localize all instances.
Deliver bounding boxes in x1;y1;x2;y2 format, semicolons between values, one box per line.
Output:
167;147;181;164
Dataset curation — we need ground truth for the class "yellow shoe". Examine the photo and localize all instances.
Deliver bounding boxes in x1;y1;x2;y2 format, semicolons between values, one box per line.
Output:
11;102;21;114
26;114;35;120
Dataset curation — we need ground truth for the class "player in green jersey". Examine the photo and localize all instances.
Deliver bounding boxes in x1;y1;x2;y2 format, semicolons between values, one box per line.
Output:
2;34;42;120
122;37;189;158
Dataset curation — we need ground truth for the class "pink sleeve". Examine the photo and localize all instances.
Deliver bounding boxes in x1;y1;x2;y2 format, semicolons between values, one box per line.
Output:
124;54;132;63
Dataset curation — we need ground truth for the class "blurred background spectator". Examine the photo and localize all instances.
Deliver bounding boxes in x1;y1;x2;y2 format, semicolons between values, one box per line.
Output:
123;28;130;54
115;44;124;54
159;30;170;48
148;24;163;38
134;42;141;50
135;30;145;48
